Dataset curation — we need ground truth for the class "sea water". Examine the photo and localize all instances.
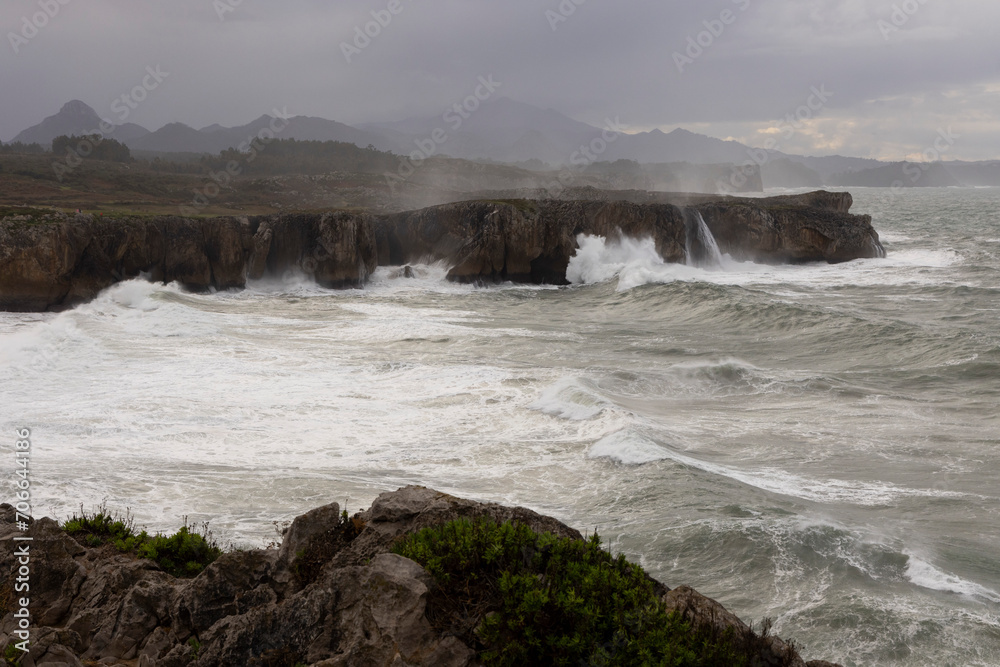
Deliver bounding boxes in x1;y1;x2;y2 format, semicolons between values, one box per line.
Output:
2;187;999;666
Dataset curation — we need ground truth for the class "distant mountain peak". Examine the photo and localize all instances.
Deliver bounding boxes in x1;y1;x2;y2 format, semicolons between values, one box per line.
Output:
11;99;147;146
59;100;99;117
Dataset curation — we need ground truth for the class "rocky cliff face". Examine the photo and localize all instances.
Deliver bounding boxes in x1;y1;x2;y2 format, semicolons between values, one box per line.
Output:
0;191;883;311
0;487;840;667
0;213;377;311
694;191;885;264
378;199;689;283
376;191;883;283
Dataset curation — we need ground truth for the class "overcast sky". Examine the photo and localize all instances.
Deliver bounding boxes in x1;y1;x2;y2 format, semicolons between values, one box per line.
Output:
2;0;998;160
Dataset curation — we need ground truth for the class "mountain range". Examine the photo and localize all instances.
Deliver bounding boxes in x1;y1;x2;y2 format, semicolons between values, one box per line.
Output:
8;98;1000;189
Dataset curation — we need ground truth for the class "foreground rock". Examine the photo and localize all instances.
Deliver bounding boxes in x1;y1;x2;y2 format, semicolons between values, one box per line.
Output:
0;487;840;666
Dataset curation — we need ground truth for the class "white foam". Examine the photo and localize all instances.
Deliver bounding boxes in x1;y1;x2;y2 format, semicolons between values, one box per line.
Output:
567;234;726;291
529;376;610;421
593;438;975;506
566;233;969;292
567;235;660;285
589;430;669;465
105;279;162;310
364;261;471;295
905;554;1000;603
0;313;86;369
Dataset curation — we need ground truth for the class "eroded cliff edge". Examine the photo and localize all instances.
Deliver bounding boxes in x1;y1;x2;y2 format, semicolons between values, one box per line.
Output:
0;487;842;667
0;191;884;312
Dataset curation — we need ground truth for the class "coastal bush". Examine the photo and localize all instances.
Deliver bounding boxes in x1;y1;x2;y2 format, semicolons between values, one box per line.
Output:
62;504;221;577
393;518;749;666
3;642;20;666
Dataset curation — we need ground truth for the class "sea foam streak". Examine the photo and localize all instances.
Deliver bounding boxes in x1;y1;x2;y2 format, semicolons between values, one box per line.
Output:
565;234;969;292
905;554;1000;603
584;427;973;506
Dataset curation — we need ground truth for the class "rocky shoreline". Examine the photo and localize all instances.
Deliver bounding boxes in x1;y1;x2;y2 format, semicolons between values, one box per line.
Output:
0;487;842;666
0;191;884;312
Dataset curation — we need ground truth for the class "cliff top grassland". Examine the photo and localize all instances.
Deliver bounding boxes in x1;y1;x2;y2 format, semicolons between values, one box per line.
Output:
0;141;763;219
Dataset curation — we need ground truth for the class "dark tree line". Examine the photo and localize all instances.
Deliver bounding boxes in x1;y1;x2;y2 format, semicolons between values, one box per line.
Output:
136;139;401;177
0;142;45;154
52;135;133;163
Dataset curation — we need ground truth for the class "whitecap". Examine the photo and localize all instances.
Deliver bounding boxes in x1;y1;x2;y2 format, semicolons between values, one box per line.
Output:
529;376;610;421
905;554;1000;603
589;430;669;465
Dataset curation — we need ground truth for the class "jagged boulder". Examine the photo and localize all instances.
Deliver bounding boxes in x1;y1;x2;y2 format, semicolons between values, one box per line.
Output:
0;488;842;666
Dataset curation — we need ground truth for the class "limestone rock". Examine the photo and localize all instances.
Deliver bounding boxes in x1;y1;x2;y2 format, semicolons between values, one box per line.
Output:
0;491;841;666
375;191;883;285
1;191;882;311
0;212;378;311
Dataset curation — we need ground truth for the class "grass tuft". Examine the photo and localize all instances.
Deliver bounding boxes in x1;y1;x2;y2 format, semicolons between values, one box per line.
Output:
62;503;221;578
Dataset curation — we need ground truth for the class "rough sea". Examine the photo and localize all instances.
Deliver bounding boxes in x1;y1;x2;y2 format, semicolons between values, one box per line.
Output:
2;187;998;666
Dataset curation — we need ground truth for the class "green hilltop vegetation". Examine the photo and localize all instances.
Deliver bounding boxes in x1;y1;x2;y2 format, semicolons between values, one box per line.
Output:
0;138;765;218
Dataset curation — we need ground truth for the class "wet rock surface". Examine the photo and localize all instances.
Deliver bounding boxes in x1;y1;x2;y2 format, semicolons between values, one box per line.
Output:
375;190;883;283
1;191;882;311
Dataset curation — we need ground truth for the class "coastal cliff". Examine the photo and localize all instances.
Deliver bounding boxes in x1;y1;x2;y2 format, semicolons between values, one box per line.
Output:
0;487;842;666
0;191;884;311
377;191;883;284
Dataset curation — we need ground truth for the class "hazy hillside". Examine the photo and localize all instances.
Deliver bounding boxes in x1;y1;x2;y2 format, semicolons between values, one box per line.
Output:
762;158;823;189
829;162;962;188
944;161;1000;186
12;99;1000;191
132;114;398;155
12;100;150;147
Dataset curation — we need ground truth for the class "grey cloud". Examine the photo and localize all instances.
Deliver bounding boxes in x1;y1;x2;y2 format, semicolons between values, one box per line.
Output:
2;0;997;159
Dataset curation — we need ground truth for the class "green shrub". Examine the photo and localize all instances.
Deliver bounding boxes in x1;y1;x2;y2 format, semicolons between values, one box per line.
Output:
62;504;221;578
393;518;749;667
3;642;21;666
187;637;202;660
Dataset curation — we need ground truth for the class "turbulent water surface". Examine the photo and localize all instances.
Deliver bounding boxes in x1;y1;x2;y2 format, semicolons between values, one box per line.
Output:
2;188;999;666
